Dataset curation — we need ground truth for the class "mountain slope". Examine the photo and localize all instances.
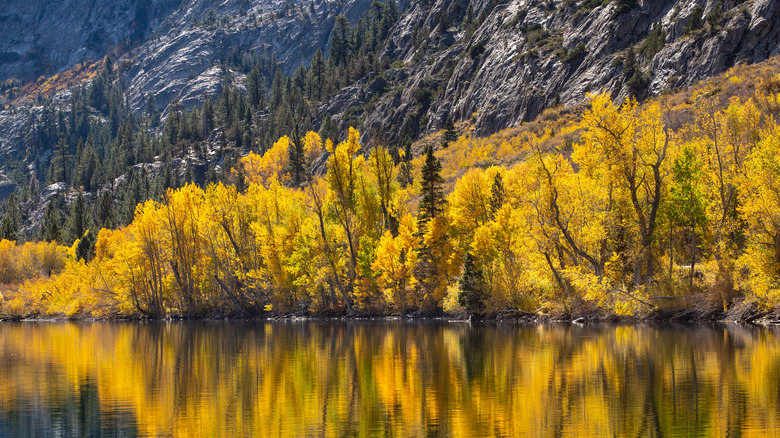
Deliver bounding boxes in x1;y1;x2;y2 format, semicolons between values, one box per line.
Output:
325;0;780;139
0;0;778;240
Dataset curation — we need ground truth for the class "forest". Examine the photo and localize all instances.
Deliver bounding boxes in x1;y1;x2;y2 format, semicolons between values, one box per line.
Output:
1;58;780;319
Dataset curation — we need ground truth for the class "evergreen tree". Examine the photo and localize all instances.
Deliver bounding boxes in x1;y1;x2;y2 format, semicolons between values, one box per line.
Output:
146;92;160;127
0;194;22;242
42;199;62;243
442;117;457;148
75;229;96;262
308;48;325;101
464;4;476;35
234;165;247;193
103;55;114;78
183;162;195;185
438;8;449;32
66;192;89;245
331;16;351;66
706;1;724;32
623;46;646;96
685;5;704;34
319;114;339;143
623;46;637;80
287;124;306;186
51;135;71;186
417;145;446;228
95;190;115;229
458;251;486;313
641;22;666;58
246;66;264;108
490;172;505;215
199;99;215;140
397;135;414;188
28;172;40;200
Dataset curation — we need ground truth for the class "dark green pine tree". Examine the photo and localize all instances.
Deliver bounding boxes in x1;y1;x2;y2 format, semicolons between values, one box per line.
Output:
0;194;22;242
66;192;89;245
397;134;414;188
413;145;447;308
246;66;264;108
319;114;339;144
94;190;115;230
417;145;446;228
441;117;457;148
307;48;325;101
183;162;195;185
146;92;160;127
623;46;637;81
490;172;505;215
75;229;96;262
287;124;306;187
331;16;351;67
41;199;62;243
50;135;71;186
458;251;486;313
234;164;247;193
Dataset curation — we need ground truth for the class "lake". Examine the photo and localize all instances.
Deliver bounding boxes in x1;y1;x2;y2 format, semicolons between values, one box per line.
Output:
0;321;778;436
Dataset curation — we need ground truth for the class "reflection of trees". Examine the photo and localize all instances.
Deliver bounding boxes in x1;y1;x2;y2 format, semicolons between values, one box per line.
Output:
0;323;778;436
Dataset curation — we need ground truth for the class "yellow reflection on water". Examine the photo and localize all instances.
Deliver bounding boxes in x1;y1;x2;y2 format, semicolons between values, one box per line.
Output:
0;322;778;437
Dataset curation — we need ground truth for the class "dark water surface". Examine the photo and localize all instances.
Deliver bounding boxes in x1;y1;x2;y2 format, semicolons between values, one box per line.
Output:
0;321;778;437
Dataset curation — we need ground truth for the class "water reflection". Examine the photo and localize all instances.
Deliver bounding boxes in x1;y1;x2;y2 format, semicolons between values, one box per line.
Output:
0;321;778;437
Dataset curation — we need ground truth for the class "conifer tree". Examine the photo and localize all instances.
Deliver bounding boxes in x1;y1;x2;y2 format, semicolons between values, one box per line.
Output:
490;172;505;215
42;199;62;243
287;124;306;186
623;46;637;80
66;192;89;245
246;66;264;108
417;145;445;228
95;190;115;229
397;135;414;188
331;16;351;66
51;135;71;186
75;229;96;262
458;251;485;313
441;117;457;148
0;194;22;242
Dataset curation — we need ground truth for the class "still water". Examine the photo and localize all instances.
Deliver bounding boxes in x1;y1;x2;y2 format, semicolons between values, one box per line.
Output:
0;321;778;437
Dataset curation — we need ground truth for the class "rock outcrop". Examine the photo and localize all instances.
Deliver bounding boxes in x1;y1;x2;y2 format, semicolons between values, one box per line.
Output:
321;0;780;139
1;0;779;156
0;0;180;82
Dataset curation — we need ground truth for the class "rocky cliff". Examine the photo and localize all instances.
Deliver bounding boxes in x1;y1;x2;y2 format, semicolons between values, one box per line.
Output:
0;0;778;189
0;0;180;82
322;0;780;139
3;0;778;143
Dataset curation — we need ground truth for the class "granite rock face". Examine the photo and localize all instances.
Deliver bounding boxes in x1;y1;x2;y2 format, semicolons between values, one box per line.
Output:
0;0;179;82
120;0;392;113
1;0;779;151
321;0;780;139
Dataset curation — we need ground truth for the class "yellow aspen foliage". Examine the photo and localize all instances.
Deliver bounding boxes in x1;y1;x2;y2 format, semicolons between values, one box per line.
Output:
737;122;780;304
448;167;494;239
372;214;419;311
201;183;262;311
691;97;762;244
240;136;291;186
8;78;780;319
302;131;323;164
576;94;669;288
161;184;210;310
415;216;456;309
0;240;67;284
123;199;169;316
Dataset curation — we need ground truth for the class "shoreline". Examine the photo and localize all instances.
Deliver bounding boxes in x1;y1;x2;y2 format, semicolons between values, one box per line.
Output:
3;303;779;325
